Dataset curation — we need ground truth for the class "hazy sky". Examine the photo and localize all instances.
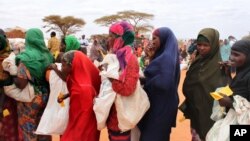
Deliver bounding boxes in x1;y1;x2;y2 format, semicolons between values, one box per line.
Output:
1;0;249;40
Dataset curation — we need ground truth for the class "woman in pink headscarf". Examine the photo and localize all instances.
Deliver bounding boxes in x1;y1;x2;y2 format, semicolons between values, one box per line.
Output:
106;21;139;141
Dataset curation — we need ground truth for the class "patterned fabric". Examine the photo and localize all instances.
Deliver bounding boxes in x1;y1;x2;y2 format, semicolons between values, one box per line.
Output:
0;29;19;141
17;63;51;141
0;97;19;141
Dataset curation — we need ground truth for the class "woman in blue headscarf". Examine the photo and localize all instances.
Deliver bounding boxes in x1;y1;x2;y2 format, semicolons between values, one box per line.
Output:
138;27;180;141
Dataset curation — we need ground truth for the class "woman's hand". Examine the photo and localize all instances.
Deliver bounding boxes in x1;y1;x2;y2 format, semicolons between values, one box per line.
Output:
47;63;58;71
219;95;233;108
57;94;70;103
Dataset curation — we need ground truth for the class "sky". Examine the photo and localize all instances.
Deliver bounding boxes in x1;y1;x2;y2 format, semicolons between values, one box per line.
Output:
1;0;250;40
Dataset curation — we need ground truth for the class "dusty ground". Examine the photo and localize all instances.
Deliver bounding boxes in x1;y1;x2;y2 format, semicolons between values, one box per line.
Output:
52;70;191;141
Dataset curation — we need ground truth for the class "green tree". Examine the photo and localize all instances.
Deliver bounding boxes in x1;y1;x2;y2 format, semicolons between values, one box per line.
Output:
42;15;86;36
94;10;154;34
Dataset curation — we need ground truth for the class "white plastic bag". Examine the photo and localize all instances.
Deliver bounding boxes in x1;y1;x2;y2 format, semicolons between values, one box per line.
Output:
93;54;119;130
210;100;226;121
93;76;116;130
116;81;150;132
4;83;35;102
233;95;250;124
35;63;69;135
206;109;238;141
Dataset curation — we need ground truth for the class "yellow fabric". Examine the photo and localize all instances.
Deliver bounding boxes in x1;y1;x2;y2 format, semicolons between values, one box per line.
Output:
48;37;60;56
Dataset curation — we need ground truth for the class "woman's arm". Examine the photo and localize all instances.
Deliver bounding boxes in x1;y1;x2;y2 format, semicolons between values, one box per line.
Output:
47;64;67;81
112;55;139;96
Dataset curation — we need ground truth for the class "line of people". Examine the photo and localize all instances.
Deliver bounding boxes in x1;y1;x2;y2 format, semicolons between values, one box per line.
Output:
0;21;249;141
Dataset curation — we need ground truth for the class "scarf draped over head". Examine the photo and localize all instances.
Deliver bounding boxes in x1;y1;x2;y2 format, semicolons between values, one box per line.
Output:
182;28;227;138
144;27;180;100
230;40;250;99
66;50;101;96
109;21;135;71
65;35;80;52
16;28;54;82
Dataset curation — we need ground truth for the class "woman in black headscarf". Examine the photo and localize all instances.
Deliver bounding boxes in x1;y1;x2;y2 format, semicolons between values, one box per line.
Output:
219;39;250;107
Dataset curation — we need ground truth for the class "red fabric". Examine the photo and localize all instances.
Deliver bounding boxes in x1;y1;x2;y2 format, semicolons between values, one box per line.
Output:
107;55;139;131
61;51;101;141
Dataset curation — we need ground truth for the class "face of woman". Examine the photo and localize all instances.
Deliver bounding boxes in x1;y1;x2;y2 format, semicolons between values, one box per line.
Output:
152;35;160;51
61;60;72;77
197;42;211;57
229;50;247;67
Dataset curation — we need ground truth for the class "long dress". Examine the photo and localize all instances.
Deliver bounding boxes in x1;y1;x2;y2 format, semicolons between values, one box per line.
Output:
61;51;101;141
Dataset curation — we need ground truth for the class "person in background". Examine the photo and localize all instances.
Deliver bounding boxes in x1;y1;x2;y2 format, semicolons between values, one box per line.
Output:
0;28;19;141
58;50;101;141
14;28;53;141
220;39;231;62
138;27;180;141
89;39;104;62
106;21;139;141
182;28;228;141
48;31;60;58
79;34;89;54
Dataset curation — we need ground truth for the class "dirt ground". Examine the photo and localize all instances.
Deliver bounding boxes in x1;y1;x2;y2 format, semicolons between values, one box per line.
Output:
52;70;191;141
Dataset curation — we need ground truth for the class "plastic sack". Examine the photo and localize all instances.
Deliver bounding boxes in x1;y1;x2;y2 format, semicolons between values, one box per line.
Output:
116;80;150;132
35;63;69;135
233;95;250;124
93;54;119;130
4;82;35;102
206;109;238;141
210;100;226;121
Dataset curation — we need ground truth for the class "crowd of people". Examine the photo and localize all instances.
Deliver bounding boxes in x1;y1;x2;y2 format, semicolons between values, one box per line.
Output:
0;20;250;141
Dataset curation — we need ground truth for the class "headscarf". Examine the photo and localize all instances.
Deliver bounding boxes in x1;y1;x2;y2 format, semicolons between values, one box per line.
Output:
65;35;80;52
230;40;250;100
138;28;179;141
61;50;101;140
182;28;227;139
109;21;135;72
143;27;180;126
0;29;11;58
65;50;101;95
16;28;54;83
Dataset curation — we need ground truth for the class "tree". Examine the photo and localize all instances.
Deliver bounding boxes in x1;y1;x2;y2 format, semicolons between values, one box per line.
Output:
94;10;154;34
42;15;86;36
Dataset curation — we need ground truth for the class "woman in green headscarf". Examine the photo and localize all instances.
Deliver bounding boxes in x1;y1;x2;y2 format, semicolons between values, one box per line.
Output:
61;35;80;52
182;28;228;141
14;28;53;141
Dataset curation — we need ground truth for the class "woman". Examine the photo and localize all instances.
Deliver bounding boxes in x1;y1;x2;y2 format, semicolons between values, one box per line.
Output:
106;21;139;141
138;27;180;141
59;50;101;141
15;28;54;141
182;28;228;141
219;39;250;108
60;35;80;53
0;29;19;141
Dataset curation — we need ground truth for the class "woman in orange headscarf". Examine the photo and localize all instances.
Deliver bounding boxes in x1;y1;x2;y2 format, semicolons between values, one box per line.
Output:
59;50;101;141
